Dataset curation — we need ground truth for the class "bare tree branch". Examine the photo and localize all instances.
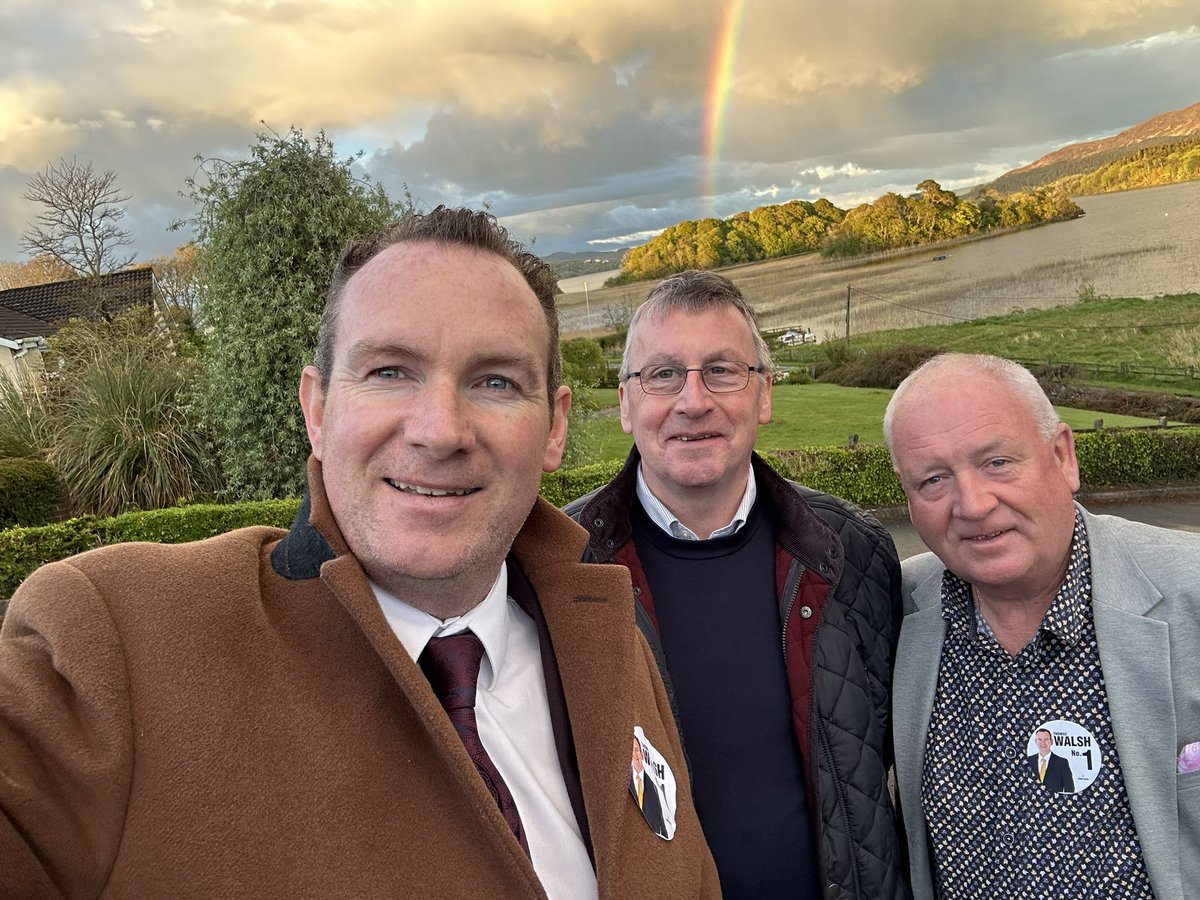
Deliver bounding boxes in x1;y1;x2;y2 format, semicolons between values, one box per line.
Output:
19;157;135;279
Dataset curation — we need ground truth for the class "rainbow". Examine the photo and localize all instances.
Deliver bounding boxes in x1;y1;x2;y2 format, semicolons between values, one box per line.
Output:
703;0;746;213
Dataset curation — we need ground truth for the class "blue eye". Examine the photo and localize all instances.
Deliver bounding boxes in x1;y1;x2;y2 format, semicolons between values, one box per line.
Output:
482;375;513;390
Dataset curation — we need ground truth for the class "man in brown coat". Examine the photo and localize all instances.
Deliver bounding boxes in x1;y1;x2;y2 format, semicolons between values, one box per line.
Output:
0;207;719;898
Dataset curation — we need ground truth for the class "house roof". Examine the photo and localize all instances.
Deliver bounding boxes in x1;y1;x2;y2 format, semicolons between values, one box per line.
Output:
0;267;154;340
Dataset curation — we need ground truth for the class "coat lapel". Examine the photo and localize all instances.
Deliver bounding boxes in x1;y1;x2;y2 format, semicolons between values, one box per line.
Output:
512;501;644;889
1086;511;1181;900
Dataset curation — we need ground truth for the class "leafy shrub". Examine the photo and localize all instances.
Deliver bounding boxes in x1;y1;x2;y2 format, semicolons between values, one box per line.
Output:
766;447;907;506
0;500;299;599
1075;429;1200;486
560;338;607;388
0;458;63;527
539;460;623;508
184;127;407;501
778;367;814;385
44;307;218;517
819;344;942;389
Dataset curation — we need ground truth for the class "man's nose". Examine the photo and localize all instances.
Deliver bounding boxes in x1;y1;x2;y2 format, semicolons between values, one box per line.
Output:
674;369;715;414
404;381;475;457
952;470;996;520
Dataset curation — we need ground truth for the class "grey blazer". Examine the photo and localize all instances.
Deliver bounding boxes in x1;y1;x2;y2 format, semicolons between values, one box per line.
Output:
893;504;1200;900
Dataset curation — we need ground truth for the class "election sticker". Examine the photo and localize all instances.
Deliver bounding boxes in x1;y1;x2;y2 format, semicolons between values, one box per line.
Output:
629;726;678;840
1027;719;1102;794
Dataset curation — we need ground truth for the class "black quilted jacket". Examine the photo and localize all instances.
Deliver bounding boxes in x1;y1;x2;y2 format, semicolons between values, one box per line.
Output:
564;450;911;899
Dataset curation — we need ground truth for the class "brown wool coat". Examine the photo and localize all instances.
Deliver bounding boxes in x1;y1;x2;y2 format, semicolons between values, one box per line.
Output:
0;464;719;899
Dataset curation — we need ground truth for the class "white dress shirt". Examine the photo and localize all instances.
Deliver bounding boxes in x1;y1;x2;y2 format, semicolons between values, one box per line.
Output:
636;463;757;540
371;566;597;900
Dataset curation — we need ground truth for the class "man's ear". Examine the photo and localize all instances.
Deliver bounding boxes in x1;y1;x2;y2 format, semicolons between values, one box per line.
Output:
299;365;326;461
542;384;572;472
618;382;634;435
1051;422;1080;493
758;374;773;425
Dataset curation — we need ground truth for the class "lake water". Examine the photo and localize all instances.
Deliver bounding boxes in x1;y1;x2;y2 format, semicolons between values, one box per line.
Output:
927;179;1200;305
763;179;1200;336
555;180;1200;337
557;269;623;294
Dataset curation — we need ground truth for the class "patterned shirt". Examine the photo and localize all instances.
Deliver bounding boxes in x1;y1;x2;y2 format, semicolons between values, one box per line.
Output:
922;511;1155;898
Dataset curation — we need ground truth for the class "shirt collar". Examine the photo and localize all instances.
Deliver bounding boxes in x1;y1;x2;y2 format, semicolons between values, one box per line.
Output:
634;463;757;540
942;509;1092;649
370;563;512;690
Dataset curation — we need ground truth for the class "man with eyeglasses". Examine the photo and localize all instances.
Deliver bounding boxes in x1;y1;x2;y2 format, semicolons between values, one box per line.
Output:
564;270;909;899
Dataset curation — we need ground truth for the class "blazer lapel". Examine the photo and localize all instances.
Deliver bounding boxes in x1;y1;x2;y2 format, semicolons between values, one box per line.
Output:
1087;514;1181;900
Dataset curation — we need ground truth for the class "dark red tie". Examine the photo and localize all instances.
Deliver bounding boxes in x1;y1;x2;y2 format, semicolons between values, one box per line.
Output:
420;631;529;855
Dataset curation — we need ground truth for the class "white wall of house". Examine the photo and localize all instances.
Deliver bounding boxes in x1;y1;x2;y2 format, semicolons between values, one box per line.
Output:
0;337;47;384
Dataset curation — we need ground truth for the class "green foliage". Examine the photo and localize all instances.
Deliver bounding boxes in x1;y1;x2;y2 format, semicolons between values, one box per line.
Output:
0;458;63;527
818;337;854;370
1027;137;1200;196
611;200;844;283
787;293;1200;393
766;447;908;507
44;307;218;517
818;344;943;389
560;338;610;469
1074;429;1200;486
0;519;100;600
99;499;300;545
539;460;624;508
0;369;53;460
547;254;625;279
577;381;1159;453
561;338;607;388
0;500;299;599
820;183;1082;259
182;127;409;500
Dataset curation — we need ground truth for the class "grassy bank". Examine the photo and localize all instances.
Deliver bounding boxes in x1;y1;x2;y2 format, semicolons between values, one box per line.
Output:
573;383;1161;465
777;293;1200;394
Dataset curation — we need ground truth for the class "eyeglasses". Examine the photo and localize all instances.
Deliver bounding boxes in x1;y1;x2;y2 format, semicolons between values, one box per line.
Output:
626;360;760;395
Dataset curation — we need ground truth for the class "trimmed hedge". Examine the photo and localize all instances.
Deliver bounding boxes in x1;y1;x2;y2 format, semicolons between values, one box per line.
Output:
1074;428;1200;485
0;458;63;528
0;500;299;600
4;428;1200;603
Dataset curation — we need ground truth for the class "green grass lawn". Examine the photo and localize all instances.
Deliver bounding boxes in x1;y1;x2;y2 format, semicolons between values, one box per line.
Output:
574;383;1160;463
777;293;1200;395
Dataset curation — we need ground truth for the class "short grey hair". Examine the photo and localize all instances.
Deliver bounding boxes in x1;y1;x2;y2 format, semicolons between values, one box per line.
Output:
883;353;1061;464
619;269;774;382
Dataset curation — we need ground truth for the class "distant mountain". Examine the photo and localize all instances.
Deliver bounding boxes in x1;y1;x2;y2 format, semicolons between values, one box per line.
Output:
983;100;1200;196
544;249;627;263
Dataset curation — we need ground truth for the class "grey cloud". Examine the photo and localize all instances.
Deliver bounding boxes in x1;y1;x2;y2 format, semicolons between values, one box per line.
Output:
1;2;1197;262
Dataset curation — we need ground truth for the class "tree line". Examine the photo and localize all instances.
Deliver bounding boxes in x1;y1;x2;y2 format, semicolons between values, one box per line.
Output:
610;181;1082;283
1040;138;1200;197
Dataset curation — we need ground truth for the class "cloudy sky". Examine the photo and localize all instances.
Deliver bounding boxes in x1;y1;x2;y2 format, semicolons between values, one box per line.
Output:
1;0;1197;263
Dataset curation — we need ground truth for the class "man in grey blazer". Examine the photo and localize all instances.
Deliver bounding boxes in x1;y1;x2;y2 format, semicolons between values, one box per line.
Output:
883;353;1199;900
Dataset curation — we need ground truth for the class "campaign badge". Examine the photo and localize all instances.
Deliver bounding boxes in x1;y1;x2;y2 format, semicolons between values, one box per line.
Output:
629;726;678;840
1027;719;1102;794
